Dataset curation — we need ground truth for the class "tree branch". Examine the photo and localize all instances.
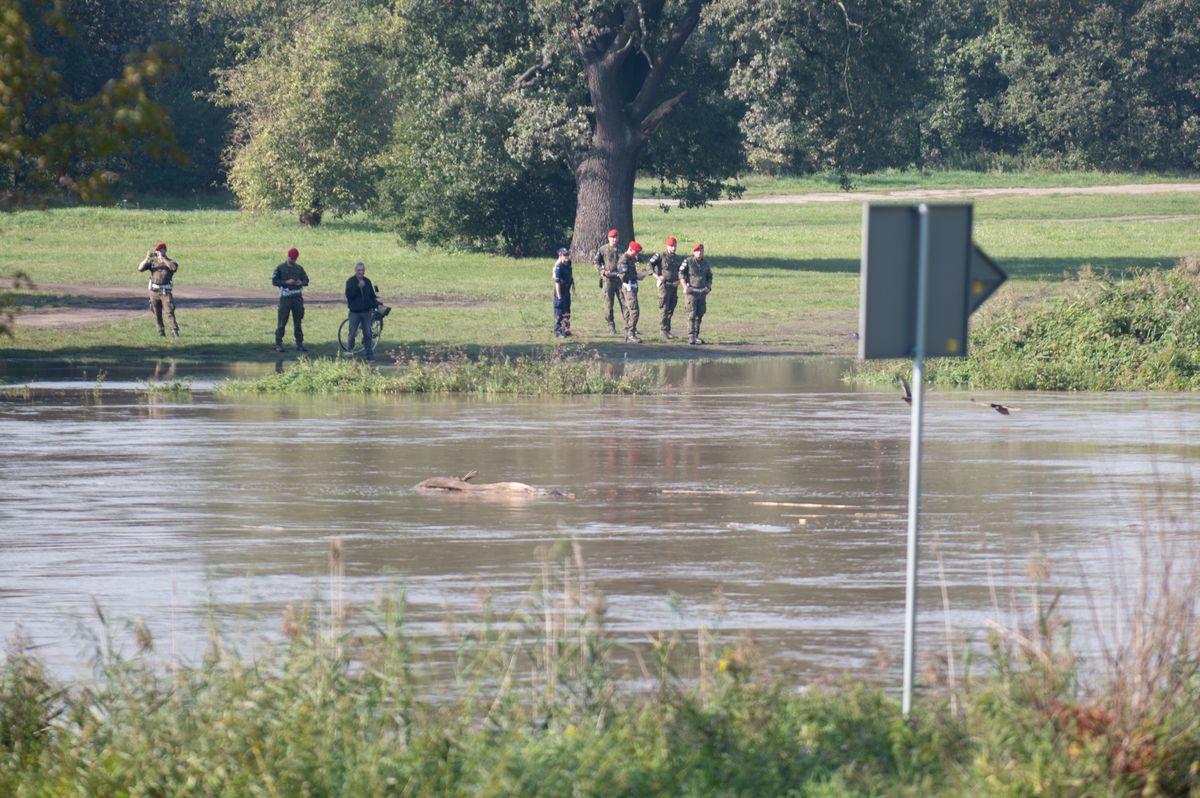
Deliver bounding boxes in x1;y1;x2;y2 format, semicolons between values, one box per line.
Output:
514;49;556;92
631;0;707;122
639;91;686;139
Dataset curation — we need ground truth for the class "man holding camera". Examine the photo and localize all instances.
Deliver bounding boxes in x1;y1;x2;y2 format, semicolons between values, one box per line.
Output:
344;260;380;359
137;242;179;337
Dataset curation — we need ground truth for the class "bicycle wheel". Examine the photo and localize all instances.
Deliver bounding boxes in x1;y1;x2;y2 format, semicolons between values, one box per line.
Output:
371;316;384;349
338;317;364;354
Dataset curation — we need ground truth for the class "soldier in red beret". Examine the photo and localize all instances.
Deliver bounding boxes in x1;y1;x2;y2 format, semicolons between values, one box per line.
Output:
137;242;180;337
680;243;714;344
648;235;682;340
272;247;309;352
616;240;647;343
593;229;624;334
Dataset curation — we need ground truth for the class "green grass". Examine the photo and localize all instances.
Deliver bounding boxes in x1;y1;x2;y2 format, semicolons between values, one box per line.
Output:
636;168;1200;198
215;348;661;395
2;171;1199;365
857;261;1200;391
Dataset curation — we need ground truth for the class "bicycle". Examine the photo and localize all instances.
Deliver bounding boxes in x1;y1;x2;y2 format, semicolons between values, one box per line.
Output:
338;304;390;354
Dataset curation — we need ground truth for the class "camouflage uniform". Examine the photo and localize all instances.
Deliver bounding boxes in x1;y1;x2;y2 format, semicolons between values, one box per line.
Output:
616;251;644;342
272;259;310;350
647;248;682;338
593;241;624;333
680;251;713;344
137;250;179;336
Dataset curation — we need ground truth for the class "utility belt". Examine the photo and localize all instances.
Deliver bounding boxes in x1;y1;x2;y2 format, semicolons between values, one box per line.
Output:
148;281;173;293
623;282;638;292
279;287;304;298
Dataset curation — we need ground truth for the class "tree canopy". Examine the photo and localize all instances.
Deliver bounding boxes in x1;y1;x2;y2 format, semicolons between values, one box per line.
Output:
0;0;180;208
6;0;1200;253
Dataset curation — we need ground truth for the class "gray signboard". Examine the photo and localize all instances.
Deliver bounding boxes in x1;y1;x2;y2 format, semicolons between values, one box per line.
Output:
859;204;976;359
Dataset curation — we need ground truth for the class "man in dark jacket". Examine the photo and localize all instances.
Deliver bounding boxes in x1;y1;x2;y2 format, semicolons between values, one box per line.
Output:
272;247;309;352
345;260;380;358
137;241;179;337
552;248;575;338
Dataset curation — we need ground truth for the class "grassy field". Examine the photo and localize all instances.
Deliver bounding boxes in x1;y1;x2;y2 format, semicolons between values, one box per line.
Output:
2;173;1199;364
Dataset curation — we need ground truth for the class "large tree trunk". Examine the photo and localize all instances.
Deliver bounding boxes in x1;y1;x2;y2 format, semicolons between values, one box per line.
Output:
571;140;638;259
566;1;706;260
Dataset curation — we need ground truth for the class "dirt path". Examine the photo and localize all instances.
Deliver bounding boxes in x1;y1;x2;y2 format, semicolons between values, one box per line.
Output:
633;181;1200;205
14;284;466;329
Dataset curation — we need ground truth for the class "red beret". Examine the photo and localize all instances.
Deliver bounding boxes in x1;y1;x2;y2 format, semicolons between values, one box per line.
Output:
693;243;704;252
628;241;642;253
155;242;167;252
607;229;619;238
287;247;300;260
666;236;677;246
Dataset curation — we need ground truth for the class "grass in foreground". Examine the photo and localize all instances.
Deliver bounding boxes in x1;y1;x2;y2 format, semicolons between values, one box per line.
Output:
856;258;1200;391
3;540;1199;797
215;347;661;395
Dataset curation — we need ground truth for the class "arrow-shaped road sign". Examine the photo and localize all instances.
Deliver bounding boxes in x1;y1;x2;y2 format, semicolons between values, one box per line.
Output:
968;244;1006;315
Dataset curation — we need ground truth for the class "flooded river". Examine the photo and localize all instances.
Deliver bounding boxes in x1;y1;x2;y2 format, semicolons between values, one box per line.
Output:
1;357;1197;682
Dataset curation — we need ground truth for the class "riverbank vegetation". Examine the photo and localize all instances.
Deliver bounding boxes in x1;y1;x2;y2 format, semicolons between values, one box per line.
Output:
3;541;1198;796
857;259;1200;391
214;349;660;396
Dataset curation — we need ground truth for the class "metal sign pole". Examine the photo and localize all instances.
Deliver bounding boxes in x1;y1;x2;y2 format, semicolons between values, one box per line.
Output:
902;204;931;717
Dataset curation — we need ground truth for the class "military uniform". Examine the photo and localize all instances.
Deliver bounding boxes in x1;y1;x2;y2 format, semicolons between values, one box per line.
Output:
137;249;179;336
616;250;644;342
680;250;714;344
648;248;682;338
272;257;310;351
593;241;624;333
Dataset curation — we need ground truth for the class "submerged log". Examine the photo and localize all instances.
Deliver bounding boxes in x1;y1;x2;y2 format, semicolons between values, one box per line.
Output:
415;470;573;498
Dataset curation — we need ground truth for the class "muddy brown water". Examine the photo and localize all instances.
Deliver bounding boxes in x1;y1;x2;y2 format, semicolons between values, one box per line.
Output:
1;357;1197;684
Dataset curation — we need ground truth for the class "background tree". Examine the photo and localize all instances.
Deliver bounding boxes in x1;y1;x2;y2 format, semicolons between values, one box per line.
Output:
0;0;179;208
213;2;399;224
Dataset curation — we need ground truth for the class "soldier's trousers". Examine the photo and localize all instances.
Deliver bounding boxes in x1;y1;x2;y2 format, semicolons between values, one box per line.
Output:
657;285;678;333
686;293;707;337
276;294;305;345
148;289;177;334
622;285;640;335
602;276;625;329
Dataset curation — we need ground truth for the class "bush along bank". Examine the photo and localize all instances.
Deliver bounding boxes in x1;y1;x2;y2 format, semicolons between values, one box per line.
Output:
856;259;1200;391
214;347;661;396
3;541;1200;797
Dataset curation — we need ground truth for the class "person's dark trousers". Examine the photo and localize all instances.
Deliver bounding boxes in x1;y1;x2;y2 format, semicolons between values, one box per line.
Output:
553;293;571;333
347;309;374;356
276;294;305;346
